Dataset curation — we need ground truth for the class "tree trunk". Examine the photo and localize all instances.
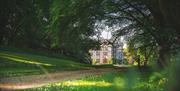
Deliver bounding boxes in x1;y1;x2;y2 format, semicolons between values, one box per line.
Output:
158;44;170;68
0;34;3;45
144;59;148;66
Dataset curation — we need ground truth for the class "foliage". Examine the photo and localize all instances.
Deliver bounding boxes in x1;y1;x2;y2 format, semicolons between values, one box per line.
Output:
92;59;96;65
0;0;51;48
0;0;102;63
0;0;179;65
107;58;113;64
168;52;180;91
96;0;180;68
40;0;104;62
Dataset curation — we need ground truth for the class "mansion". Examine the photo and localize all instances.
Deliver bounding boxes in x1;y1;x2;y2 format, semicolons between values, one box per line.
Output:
89;39;124;65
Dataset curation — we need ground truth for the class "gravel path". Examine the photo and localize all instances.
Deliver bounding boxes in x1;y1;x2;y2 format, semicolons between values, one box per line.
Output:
0;68;122;90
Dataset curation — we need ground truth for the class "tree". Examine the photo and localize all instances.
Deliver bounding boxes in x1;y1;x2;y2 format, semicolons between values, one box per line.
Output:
1;0;179;65
101;0;180;68
0;0;51;48
46;0;104;62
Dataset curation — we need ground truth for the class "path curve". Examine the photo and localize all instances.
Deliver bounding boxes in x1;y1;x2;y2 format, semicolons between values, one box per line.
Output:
0;68;125;90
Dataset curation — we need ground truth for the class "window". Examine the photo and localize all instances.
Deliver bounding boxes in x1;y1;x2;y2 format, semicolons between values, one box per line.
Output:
103;52;108;56
96;58;100;62
96;51;100;56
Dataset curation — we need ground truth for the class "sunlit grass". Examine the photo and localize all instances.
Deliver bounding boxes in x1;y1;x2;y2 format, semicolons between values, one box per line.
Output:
0;50;91;77
0;54;53;66
58;80;112;87
113;77;125;89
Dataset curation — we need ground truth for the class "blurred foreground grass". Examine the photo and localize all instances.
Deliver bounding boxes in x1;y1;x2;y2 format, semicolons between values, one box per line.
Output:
23;68;168;91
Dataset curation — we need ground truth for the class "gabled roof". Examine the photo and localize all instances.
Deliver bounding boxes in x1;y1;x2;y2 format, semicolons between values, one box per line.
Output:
100;39;112;45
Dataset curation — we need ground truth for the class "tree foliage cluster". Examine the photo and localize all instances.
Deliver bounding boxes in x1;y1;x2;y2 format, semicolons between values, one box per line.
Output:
101;0;180;68
0;0;102;63
0;0;180;65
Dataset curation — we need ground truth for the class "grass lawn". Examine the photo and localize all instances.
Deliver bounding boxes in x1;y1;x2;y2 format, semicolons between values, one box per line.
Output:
22;68;167;91
0;47;168;91
0;48;92;77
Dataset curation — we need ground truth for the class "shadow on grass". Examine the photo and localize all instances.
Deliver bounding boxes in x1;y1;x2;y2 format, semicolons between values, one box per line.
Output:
0;53;53;66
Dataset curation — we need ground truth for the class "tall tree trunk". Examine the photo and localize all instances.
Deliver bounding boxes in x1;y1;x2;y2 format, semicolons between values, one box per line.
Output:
144;58;148;66
0;31;3;45
158;44;170;68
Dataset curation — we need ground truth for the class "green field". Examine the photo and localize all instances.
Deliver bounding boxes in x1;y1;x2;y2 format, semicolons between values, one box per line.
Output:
0;48;92;77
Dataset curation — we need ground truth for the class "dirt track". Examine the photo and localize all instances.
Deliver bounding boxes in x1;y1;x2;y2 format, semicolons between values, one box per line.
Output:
0;68;124;90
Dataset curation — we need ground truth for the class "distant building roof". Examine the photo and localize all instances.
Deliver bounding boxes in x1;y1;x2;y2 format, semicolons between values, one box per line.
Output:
100;39;112;45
